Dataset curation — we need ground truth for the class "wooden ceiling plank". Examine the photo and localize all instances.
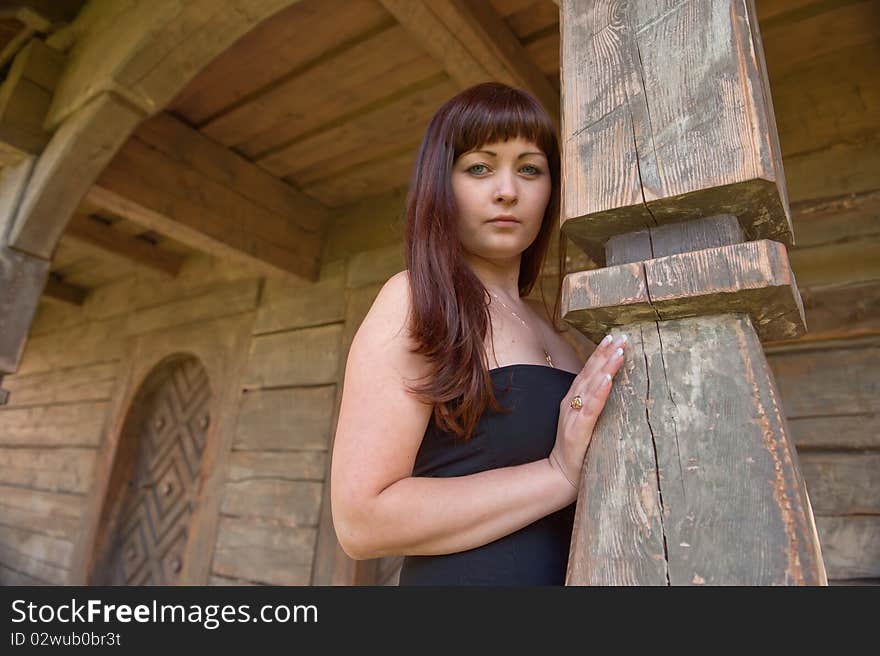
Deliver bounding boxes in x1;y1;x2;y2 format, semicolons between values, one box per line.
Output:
259;77;456;183
202;24;438;151
301;148;416;207
379;0;559;122
65;213;184;277
170;0;391;125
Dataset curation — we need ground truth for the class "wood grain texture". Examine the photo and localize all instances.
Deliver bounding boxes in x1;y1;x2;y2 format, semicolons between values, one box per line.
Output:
124;278;260;337
814;515;880;580
788;415;880;451
568;314;826;585
0;483;82;540
560;0;791;261
768;343;880;418
0;447;94;494
0;401;108;447
233;386;336;451
220;479;322;526
567;324;668;585
258;76;455;184
799;452;880;515
254;262;346;334
242;324;342;389
562;240;805;343
211;516;315;586
15;316;124;376
0;361;117;407
202;23;438;152
169;0;391;125
226;451;326;483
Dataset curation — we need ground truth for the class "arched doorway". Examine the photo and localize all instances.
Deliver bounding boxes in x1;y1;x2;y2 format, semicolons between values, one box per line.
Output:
89;354;212;585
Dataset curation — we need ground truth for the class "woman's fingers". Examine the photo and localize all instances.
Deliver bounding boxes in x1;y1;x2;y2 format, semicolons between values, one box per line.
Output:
568;334;627;403
571;333;620;390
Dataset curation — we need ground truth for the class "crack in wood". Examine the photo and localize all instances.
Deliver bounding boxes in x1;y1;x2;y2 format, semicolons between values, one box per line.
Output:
639;323;670;585
654;321;686;502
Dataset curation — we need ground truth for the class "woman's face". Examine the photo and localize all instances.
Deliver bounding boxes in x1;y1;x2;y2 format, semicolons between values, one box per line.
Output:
451;137;551;265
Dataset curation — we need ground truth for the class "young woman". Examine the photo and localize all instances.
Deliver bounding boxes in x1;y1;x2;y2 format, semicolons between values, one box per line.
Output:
330;82;627;585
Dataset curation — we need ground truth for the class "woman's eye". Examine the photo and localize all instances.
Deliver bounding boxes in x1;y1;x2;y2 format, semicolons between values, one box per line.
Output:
520;164;541;175
467;164;489;175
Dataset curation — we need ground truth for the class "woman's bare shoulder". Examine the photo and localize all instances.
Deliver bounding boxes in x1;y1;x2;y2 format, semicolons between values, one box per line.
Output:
350;270;430;382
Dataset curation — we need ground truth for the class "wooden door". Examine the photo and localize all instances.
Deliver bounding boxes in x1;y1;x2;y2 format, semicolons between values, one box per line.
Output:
91;355;212;585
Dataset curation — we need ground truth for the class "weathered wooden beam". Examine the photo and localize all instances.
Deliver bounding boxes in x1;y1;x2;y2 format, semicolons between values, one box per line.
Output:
8;91;143;260
65;213;183;277
86;113;327;283
560;0;824;586
560;0;791;267
0;244;47;375
42;273;87;306
0;37;65;166
0;157;47;405
378;0;559;124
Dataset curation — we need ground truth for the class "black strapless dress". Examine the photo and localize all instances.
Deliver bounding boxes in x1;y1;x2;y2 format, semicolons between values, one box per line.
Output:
398;364;578;586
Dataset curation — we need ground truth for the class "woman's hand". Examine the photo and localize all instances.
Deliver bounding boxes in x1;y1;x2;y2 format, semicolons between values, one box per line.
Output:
548;333;628;494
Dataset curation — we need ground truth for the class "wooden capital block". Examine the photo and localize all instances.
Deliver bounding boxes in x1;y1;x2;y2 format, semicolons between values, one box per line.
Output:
562;240;806;343
560;0;789;265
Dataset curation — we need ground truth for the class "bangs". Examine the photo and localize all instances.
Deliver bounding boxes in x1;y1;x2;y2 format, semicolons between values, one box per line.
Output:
448;84;556;160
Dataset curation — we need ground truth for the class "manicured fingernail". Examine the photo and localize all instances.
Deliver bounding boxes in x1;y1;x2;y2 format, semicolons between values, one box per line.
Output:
602;373;612;387
619;334;628;345
614;347;624;359
600;335;613;346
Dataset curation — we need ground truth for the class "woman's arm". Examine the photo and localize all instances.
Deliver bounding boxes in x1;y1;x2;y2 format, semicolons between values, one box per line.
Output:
330;271;578;561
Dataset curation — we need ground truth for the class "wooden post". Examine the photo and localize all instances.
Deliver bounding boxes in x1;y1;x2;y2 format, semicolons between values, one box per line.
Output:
0;157;49;406
559;0;826;585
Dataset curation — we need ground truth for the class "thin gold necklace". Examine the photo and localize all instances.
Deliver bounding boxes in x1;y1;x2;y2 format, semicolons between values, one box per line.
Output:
487;290;554;368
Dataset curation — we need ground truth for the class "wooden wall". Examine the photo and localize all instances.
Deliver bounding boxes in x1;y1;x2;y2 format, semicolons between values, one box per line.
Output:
0;252;262;584
767;338;880;585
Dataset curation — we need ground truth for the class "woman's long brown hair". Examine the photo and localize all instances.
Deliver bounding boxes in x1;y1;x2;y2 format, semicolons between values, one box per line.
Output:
403;81;566;441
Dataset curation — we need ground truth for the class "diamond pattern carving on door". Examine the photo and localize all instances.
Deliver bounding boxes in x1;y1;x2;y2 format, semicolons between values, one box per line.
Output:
96;356;211;585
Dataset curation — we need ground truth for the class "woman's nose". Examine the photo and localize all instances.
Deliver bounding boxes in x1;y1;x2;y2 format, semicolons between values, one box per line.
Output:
494;171;518;204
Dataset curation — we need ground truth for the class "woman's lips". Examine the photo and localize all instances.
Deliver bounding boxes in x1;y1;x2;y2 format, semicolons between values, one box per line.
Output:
488;218;519;227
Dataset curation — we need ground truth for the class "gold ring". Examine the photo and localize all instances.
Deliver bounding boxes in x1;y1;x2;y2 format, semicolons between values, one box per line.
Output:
570;395;583;410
